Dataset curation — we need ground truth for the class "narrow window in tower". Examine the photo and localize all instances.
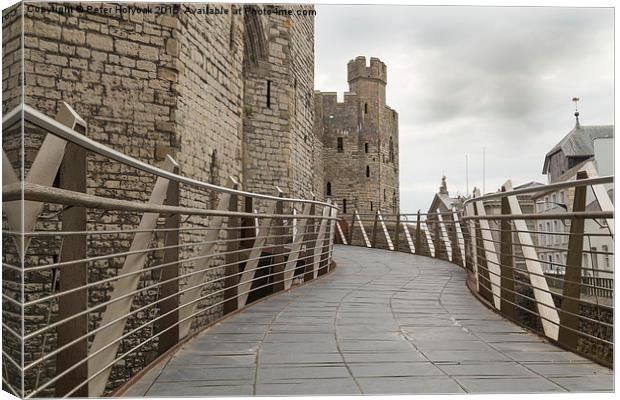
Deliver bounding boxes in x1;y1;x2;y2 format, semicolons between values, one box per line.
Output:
383;189;386;201
364;143;369;153
364;103;368;114
343;199;347;214
337;137;343;152
366;166;370;178
389;137;394;163
326;181;332;196
370;201;373;211
266;80;271;109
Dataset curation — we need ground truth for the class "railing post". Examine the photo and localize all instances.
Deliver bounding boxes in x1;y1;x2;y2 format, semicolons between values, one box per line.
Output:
325;204;337;272
433;218;441;259
473;201;494;304
157;165;180;356
371;210;379;248
348;211;356;244
56;149;88;397
499;187;516;320
283;203;312;289
55;117;88;397
558;171;588;348
272;188;286;292
335;218;348;245
415;211;422;255
473;189;502;309
315;205;330;277
450;214;460;264
394;213;401;251
464;202;479;290
223;181;240;314
304;199;317;282
88;156;178;396
452;207;467;268
240;196;255;249
437;213;453;262
503;180;560;340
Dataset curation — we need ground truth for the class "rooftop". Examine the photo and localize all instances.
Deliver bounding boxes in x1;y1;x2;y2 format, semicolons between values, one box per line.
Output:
542;121;614;174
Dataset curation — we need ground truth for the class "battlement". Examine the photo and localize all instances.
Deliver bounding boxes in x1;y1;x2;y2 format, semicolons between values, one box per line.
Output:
315;91;359;106
347;56;387;84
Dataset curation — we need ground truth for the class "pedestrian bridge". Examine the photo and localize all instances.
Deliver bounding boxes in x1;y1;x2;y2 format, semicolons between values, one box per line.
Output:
123;246;612;396
2;104;614;397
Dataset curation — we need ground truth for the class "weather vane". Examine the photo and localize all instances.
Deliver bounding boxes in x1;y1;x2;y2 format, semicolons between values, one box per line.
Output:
572;96;580;126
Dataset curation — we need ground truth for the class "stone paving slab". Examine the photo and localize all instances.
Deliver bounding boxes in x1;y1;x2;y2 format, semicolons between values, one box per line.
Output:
124;246;613;396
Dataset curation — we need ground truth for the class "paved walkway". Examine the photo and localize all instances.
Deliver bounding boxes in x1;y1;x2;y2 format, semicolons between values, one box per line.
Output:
125;246;613;396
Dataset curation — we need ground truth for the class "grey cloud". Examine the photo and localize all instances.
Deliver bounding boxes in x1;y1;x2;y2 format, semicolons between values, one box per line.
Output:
315;5;613;212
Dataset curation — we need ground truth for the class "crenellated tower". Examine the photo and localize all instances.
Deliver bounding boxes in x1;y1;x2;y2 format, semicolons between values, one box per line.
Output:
315;56;400;215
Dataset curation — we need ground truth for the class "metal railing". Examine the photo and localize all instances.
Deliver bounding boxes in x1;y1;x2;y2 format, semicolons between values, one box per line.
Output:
337;173;614;368
2;103;339;398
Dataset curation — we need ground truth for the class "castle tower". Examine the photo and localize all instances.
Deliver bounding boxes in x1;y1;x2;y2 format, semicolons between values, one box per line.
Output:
315;56;400;215
347;56;387;110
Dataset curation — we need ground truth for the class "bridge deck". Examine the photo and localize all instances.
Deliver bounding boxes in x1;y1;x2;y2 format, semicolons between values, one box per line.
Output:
125;246;613;396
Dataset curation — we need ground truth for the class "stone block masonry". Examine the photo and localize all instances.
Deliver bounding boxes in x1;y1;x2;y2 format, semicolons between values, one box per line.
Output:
3;2;320;395
316;56;400;216
2;3;402;396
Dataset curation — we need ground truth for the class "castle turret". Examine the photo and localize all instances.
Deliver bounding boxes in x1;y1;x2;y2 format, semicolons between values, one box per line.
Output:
316;57;399;215
347;56;387;107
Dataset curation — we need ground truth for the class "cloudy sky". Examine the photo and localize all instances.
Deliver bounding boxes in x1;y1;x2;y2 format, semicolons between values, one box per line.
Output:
314;5;614;213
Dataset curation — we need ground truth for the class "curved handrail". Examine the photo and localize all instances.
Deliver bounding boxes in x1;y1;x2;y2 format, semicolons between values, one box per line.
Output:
5;103;337;209
2;103;340;398
462;175;613;206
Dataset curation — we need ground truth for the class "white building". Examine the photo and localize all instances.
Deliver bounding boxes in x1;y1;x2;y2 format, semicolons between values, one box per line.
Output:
535;112;613;279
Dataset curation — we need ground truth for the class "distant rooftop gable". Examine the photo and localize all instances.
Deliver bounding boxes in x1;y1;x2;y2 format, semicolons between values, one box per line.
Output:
542;124;614;174
514;181;545;190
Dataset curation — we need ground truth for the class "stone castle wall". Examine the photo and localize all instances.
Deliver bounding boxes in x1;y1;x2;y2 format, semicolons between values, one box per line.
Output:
241;5;319;203
3;2;318;395
2;3;402;395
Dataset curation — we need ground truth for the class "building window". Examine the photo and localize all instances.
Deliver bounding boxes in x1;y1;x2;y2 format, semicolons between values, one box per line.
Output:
545;196;549;210
366;165;370;177
582;253;589;268
342;198;347;214
337;137;343;152
370;201;373;211
383;189;386;201
266;80;271;109
602;245;610;269
560;190;565;205
326;182;332;196
364;103;368;114
539;222;544;245
389;137;394;162
365;142;369;153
